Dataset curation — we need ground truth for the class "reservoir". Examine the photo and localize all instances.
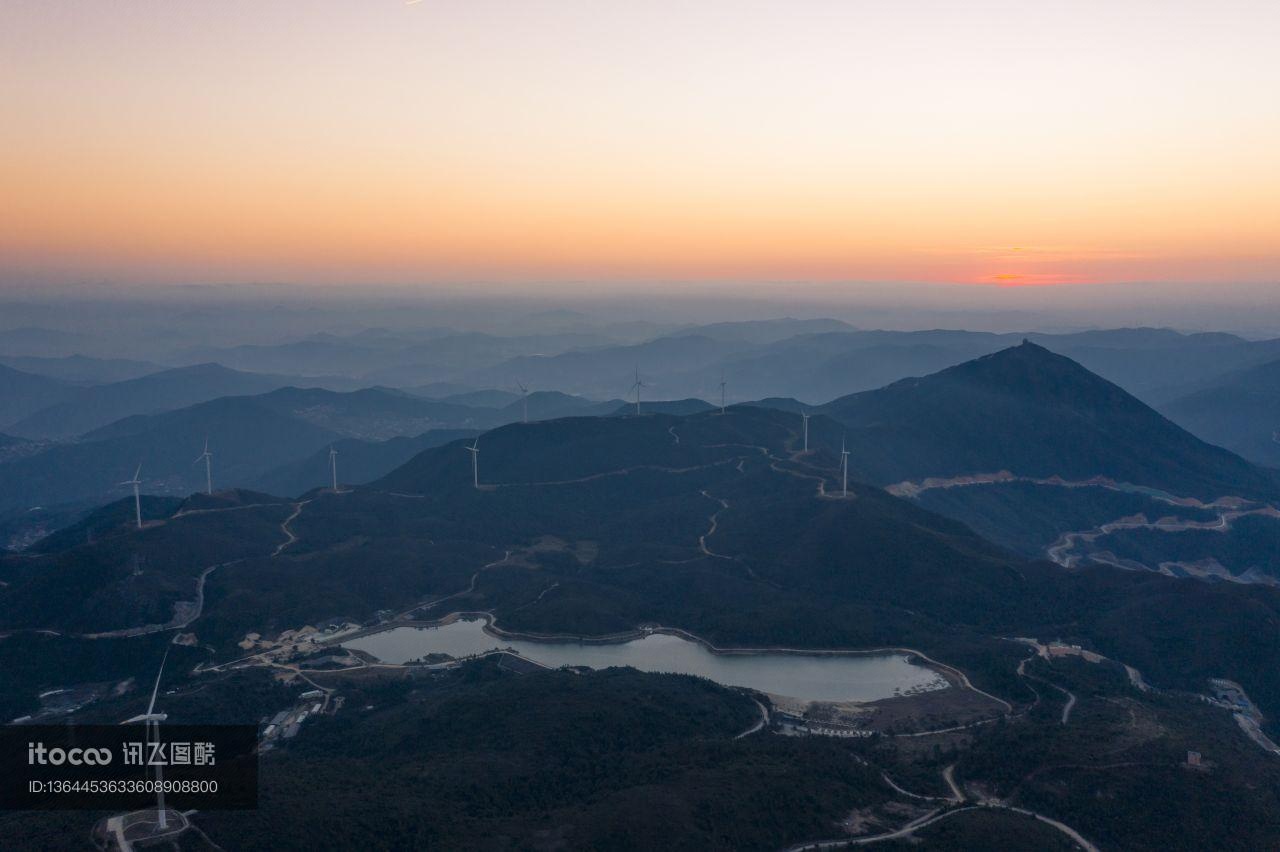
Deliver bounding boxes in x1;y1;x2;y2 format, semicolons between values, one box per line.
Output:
344;617;948;702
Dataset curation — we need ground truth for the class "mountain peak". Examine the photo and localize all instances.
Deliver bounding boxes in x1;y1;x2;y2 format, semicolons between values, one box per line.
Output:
912;340;1127;410
818;344;1278;500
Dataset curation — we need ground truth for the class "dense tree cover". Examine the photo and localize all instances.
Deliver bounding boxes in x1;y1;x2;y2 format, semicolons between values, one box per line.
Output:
58;665;301;728
877;808;1079;851
194;664;890;851
0;631;195;722
6;391;1280;848
0;496;293;633
27;495;185;554
14;651;1279;849
8;404;1280;733
0;810;115;852
955;657;1280;851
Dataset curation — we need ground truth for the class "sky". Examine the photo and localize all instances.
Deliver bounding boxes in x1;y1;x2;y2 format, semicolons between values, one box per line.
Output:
2;1;1278;299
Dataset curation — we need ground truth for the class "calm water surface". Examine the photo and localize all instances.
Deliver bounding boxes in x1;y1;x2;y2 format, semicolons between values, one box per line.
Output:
344;618;947;702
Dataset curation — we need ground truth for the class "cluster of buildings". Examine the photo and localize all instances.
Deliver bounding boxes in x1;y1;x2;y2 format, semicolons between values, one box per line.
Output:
260;689;329;750
237;618;363;656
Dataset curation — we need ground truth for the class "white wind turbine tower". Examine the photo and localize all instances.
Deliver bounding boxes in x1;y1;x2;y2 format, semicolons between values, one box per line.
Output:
120;464;143;530
328;446;339;492
194;438;213;495
465;437;480;489
516;380;530;423
630;366;647;415
121;645;172;832
801;411;810;452
719;373;727;415
840;435;850;498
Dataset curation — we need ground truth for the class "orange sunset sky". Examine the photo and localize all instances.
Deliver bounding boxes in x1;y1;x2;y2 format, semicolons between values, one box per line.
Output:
2;1;1278;293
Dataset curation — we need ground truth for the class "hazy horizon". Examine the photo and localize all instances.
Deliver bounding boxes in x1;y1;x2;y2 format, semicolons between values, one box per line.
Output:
3;280;1280;345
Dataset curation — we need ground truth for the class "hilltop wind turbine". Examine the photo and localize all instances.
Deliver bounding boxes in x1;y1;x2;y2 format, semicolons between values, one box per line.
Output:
719;373;727;415
840;435;850;498
194;438;213;495
328;446;339;492
120;464;143;530
801;411;810;453
121;645;172;831
465;437;480;489
630;366;647;415
516;380;529;423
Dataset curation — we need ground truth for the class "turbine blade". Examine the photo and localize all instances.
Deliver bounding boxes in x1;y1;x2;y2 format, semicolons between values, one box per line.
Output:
147;645;171;716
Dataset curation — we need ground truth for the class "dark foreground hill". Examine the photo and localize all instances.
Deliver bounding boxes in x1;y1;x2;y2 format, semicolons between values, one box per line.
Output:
195;665;903;851
6;405;1280;849
8;406;1280;721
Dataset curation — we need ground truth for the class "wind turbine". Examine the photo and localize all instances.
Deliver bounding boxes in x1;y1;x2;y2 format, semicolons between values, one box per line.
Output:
121;645;172;831
840;435;850;498
516;380;529;423
120;464;143;530
719;373;727;415
801;411;810;453
194;438;212;495
630;366;647;415
328;446;339;492
465;437;480;489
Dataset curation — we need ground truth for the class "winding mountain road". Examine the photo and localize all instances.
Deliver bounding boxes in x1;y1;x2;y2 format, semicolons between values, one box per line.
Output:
942;764;964;803
698;490;734;560
885;468;1278;584
272;499;312;557
1046;505;1279;573
784;761;1099;851
80;560;239;639
736;698;770;739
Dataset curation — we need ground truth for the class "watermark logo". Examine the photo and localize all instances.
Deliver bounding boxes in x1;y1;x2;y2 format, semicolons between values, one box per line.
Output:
28;744;114;766
3;725;256;811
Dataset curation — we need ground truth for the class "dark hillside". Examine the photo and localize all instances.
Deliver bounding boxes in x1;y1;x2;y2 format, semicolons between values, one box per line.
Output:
819;341;1278;500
